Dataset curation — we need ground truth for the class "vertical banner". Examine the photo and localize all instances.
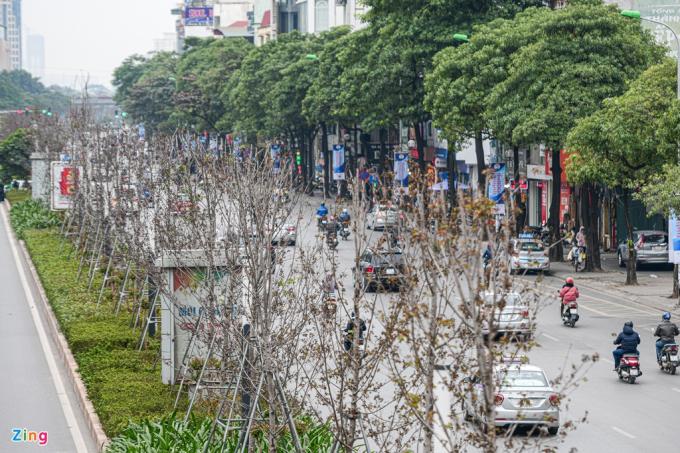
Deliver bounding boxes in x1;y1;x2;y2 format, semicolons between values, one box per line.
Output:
488;163;506;215
670;213;680;264
394;152;409;187
271;144;281;174
51;162;80;210
332;144;346;180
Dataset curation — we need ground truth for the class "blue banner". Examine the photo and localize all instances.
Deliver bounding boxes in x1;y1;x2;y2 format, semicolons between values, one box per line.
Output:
271;145;281;174
332;144;346;180
394;152;409;187
487;163;506;203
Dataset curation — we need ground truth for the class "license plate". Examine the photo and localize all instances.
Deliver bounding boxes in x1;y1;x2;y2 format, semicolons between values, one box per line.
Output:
672;355;679;361
570;308;578;314
629;368;638;376
385;269;396;275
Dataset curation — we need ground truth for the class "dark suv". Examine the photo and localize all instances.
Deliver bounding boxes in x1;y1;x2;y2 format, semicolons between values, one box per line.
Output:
357;247;405;292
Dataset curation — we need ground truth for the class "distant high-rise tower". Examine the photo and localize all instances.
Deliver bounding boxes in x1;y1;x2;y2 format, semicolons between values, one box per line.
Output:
1;0;21;70
26;33;44;79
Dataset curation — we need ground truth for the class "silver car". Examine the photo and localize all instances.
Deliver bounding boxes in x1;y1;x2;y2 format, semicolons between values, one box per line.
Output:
366;205;398;230
272;224;297;246
617;230;668;267
482;292;533;340
464;363;560;434
510;238;550;273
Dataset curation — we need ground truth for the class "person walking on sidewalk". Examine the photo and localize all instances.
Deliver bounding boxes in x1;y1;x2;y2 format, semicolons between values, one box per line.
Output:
558;277;579;317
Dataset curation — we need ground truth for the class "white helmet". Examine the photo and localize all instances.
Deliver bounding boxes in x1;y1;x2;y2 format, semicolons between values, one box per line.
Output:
342;208;348;213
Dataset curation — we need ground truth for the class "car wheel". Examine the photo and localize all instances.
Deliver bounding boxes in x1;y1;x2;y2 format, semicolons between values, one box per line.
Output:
289;241;296;247
548;426;559;436
618;252;625;268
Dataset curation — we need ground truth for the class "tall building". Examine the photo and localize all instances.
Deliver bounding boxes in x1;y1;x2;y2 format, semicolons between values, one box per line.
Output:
26;33;44;79
0;0;21;70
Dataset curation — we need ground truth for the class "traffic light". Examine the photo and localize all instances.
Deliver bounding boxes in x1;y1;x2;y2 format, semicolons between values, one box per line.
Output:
47;107;52;117
121;112;128;118
114;110;119;118
295;150;302;175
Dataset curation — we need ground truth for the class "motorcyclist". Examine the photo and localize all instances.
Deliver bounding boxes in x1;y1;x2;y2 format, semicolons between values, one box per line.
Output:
558;277;579;317
343;312;367;351
316;203;329;218
613;321;641;370
654;312;679;364
339;208;351;224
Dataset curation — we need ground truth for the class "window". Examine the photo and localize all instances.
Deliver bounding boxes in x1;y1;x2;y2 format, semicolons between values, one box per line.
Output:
500;370;548;388
315;0;329;32
519;242;544;252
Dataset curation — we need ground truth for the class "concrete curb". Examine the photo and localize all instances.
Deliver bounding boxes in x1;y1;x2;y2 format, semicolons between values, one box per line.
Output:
5;199;110;452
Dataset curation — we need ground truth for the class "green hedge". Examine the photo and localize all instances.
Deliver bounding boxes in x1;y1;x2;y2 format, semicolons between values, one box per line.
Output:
9;198;60;239
22;229;179;436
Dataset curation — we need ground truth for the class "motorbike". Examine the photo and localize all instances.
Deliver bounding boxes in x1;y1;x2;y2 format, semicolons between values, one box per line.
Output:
317;215;328;232
561;301;579;327
659;343;680;375
326;233;338;250
343;334;366;354
339;221;350;240
617;353;641;384
570;246;586;272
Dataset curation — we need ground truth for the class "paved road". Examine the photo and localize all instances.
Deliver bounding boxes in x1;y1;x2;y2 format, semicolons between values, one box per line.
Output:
291;196;679;452
0;204;94;452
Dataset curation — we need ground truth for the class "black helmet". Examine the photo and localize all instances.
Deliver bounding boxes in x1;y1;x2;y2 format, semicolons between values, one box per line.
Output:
624;321;633;328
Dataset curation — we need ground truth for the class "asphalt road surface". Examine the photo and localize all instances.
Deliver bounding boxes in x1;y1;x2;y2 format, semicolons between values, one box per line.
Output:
0;204;94;452
293;197;679;452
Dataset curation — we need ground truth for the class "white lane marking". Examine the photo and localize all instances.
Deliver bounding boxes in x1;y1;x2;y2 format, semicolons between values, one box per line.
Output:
541;332;559;342
601;358;614;364
611;426;636;439
0;206;88;452
578;304;612;317
671;387;680;393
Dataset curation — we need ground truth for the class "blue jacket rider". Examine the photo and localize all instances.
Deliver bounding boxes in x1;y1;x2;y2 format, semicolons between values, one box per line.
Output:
316;203;328;217
613;321;640;370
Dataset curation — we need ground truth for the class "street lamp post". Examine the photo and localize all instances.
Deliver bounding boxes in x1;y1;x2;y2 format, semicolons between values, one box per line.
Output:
621;10;680;101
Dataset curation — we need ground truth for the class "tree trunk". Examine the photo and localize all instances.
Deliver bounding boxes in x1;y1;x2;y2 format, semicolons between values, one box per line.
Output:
414;121;426;173
549;148;563;261
673;264;679;298
622;190;638;285
447;140;457;212
379;127;387;174
512;146;526;233
321;122;330;198
581;183;602;271
474;130;486;191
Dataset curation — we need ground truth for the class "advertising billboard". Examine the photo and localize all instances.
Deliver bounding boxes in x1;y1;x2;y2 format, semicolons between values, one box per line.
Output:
184;7;214;26
332;144;346;180
50;162;79;210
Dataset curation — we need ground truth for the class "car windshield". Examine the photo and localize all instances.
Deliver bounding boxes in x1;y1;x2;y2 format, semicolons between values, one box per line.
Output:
639;234;666;244
519;242;543;252
499;370;548;388
373;251;402;265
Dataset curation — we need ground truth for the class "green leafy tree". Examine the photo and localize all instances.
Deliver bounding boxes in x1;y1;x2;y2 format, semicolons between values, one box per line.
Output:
483;1;663;263
0;128;32;183
567;59;680;284
113;52;178;133
174;38;252;133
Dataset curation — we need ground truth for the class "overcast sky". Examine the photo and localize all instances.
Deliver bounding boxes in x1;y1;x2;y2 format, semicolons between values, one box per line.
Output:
23;0;178;89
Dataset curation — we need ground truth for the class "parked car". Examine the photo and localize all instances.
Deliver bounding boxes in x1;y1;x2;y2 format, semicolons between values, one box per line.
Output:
272;224;297;246
463;362;560;434
366;204;399;230
357;247;405;292
481;291;533;340
510;237;550;273
617;230;668;267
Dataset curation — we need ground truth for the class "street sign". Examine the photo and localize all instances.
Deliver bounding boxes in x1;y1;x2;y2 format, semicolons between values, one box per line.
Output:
670;213;680;264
